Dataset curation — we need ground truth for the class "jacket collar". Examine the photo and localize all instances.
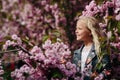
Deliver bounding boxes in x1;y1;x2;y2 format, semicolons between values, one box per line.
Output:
74;44;96;65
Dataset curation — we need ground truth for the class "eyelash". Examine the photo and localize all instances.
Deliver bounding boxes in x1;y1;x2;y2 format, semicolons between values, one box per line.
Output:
77;28;81;30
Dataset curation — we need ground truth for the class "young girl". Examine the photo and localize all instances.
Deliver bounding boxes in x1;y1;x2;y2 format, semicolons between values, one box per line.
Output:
73;16;111;79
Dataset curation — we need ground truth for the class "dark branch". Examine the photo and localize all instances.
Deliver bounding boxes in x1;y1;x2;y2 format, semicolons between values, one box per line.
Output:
0;49;20;54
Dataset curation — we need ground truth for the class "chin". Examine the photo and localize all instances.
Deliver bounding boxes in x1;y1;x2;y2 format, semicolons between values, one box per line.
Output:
76;38;82;41
76;37;84;41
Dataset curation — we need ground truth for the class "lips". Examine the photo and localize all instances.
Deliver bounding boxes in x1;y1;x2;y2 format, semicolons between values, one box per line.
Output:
76;34;81;36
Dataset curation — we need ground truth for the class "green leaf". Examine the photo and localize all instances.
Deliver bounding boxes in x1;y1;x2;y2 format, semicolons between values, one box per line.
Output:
2;65;13;80
0;41;5;50
52;30;61;37
7;14;13;21
30;59;37;68
107;19;118;31
22;37;34;47
117;21;120;34
95;0;111;5
0;41;5;45
48;68;63;79
110;34;116;41
4;36;12;40
23;72;29;77
95;62;103;71
52;70;63;78
42;35;49;43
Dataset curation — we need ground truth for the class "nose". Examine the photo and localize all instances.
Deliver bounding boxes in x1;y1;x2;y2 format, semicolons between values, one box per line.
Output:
75;29;78;34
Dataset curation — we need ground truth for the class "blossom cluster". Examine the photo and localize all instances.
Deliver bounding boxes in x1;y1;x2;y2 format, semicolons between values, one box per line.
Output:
2;34;22;50
16;39;77;79
81;0;120;21
1;35;79;80
2;34;99;80
0;0;66;45
81;0;99;17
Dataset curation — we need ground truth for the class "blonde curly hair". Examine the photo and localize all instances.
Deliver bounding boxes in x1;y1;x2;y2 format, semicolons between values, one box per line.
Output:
78;16;103;55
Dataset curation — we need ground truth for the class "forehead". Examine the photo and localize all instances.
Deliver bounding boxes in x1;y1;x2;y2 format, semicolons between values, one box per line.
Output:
76;20;87;28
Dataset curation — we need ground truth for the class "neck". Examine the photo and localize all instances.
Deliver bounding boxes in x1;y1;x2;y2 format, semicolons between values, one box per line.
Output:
84;40;93;47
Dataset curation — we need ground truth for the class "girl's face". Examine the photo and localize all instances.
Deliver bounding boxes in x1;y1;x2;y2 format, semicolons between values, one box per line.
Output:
75;21;92;41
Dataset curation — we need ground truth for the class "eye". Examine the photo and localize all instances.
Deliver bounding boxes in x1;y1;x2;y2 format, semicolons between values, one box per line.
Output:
79;27;82;29
77;27;82;30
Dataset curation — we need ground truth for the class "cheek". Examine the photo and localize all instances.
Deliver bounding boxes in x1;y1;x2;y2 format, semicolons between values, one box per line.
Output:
82;31;91;38
76;30;91;40
76;31;85;40
78;30;86;36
